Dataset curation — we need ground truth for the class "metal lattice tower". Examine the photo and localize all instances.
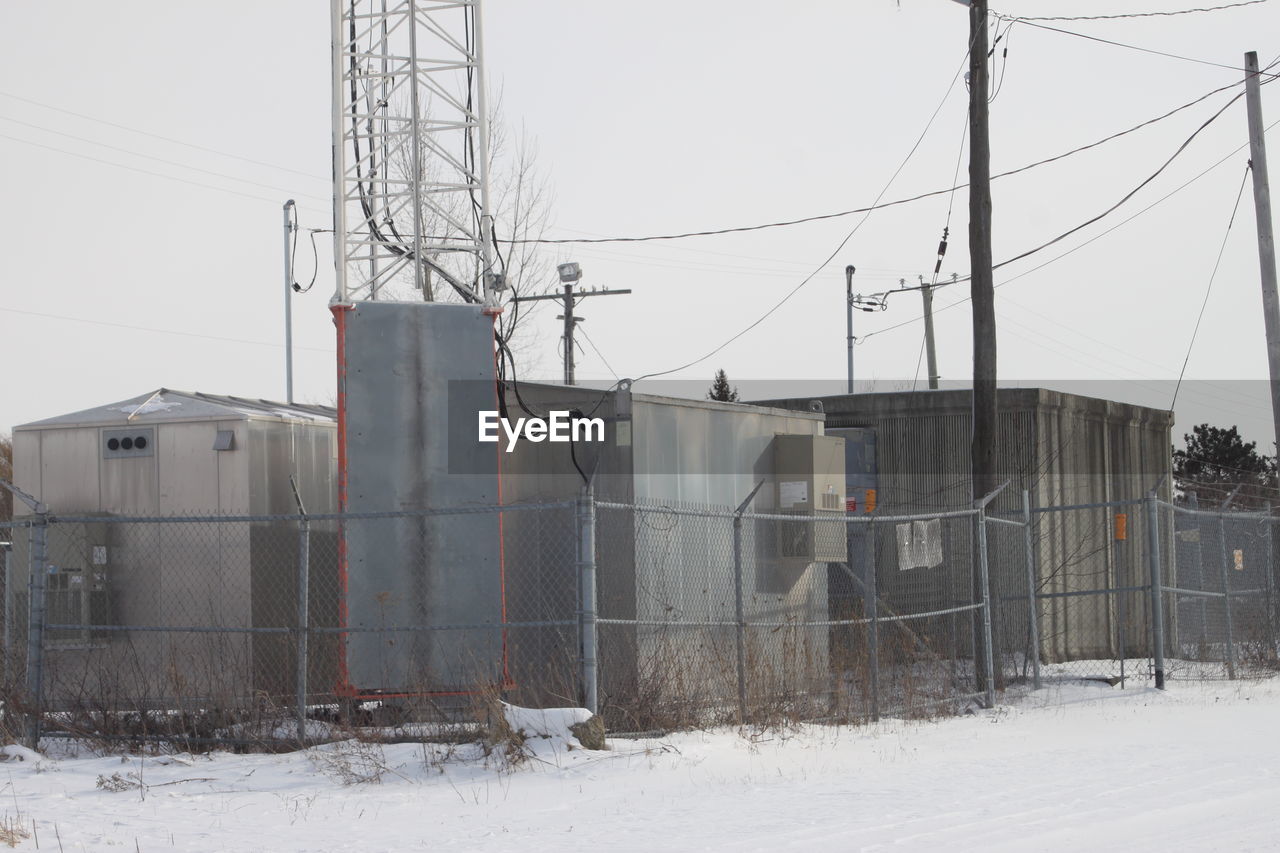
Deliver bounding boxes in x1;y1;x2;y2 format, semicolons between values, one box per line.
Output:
330;0;497;306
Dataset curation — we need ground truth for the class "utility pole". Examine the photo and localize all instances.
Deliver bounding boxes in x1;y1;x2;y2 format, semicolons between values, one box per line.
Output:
919;275;940;390
967;0;1000;698
283;199;296;404
512;264;631;385
1245;51;1280;470
846;265;857;393
969;0;997;501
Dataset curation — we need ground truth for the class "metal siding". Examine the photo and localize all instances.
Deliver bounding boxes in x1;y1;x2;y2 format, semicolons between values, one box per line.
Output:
343;301;502;693
99;434;159;516
12;431;43;505
157;422;222;513
32;429;101;512
631;400;823;508
218;423;251;514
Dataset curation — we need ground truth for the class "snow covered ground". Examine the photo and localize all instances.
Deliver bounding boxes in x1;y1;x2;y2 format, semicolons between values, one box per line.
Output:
3;678;1279;852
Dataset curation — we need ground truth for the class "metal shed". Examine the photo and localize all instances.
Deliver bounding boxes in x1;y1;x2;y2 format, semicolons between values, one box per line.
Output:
495;382;844;712
8;389;338;708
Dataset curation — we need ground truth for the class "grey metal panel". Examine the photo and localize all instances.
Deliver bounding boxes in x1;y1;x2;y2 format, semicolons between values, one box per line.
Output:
32;429;100;511
11;432;42;505
631;399;824;508
343;301;502;693
157;422;224;513
101;428;154;459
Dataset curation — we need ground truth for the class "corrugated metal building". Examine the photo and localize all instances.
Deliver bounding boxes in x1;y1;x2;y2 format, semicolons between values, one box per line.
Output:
9;389;338;707
496;382;843;712
753;388;1174;663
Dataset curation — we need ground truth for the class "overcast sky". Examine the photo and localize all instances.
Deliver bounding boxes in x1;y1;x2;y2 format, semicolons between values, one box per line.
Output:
2;1;1279;448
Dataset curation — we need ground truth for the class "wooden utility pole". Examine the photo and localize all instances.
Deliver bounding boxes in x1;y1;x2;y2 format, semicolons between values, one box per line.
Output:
970;0;996;503
1244;51;1280;471
920;276;940;390
968;0;1000;697
513;284;631;385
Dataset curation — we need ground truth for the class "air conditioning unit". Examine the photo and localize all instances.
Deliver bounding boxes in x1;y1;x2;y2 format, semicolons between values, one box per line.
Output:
773;434;847;565
12;517;115;646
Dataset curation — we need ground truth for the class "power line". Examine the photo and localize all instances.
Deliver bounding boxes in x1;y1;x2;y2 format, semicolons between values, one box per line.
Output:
633;57;1257;384
577;325;619;381
861;114;1280;344
991;86;1249;272
0;90;329;182
998;0;1269;22
857;86;1251;307
506;77;1248;246
0;306;333;353
0;115;329;203
1172;163;1254;411
633;30;979;382
0;132;330;214
997;16;1280;78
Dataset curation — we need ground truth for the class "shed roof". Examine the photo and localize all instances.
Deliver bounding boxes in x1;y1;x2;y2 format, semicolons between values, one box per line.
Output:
15;389;336;430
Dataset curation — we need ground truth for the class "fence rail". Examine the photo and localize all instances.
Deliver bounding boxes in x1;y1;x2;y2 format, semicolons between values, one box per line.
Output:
1;490;1276;748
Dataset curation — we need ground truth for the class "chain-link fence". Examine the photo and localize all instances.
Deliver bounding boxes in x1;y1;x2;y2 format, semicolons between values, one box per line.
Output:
983;495;1280;689
2;491;1275;748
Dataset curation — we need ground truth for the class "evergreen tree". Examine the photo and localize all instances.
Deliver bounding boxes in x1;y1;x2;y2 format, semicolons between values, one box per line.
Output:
1172;423;1276;507
707;369;739;403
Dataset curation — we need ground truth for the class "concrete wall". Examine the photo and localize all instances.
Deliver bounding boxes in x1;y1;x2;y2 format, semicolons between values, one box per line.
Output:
753;389;1173;663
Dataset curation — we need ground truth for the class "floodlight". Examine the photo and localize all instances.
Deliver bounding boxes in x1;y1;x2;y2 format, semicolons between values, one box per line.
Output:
557;262;583;283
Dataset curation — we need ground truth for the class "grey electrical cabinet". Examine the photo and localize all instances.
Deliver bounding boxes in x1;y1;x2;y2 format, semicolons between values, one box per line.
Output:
10;517;114;646
773;434;847;564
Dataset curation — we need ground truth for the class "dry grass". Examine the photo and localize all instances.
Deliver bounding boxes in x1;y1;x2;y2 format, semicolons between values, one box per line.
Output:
0;815;30;848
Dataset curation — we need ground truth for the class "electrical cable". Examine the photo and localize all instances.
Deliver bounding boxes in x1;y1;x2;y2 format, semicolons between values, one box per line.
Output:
994;15;1280;78
0;90;329;182
0;306;333;353
504;77;1248;246
1171;162;1253;411
0;115;330;203
850;80;1254;317
915;108;971;391
578;326;620;380
859;114;1280;345
988;19;1013;103
991;86;1248;272
911;333;928;393
291;227;323;294
630;28;979;382
998;0;1269;22
0;132;326;212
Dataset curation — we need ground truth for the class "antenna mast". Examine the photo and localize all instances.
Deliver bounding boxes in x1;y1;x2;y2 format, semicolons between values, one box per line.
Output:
330;0;498;307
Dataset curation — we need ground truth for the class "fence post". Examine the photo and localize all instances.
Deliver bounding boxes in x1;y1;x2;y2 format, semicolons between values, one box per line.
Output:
24;514;48;749
732;512;747;725
1021;490;1041;691
731;482;763;726
975;506;997;710
3;542;10;690
1217;513;1237;680
1144;493;1166;689
865;519;879;722
295;514;311;744
1264;503;1276;653
577;484;599;715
